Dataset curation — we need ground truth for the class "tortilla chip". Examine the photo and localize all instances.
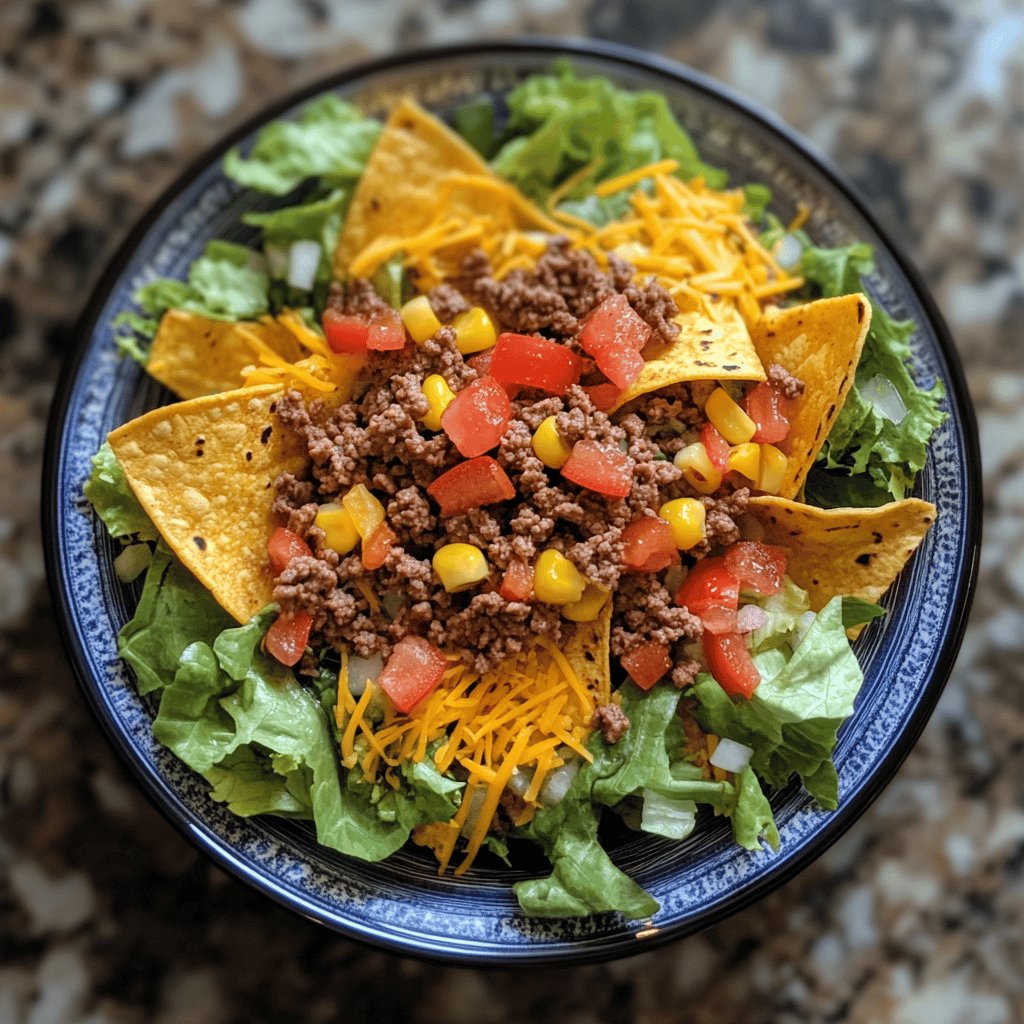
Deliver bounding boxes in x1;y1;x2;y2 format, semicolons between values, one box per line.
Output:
334;99;561;282
747;495;936;634
108;385;317;623
751;294;871;499
610;307;765;411
564;600;612;710
147;311;306;400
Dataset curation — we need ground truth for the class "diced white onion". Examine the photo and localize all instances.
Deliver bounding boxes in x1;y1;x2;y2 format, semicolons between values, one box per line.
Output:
114;543;152;583
793;609;817;649
507;766;534;797
775;232;803;269
287;240;321;291
736;604;769;634
347;652;382;697
864;373;907;425
709;737;754;773
264;243;289;279
538;760;580;807
641;789;697;840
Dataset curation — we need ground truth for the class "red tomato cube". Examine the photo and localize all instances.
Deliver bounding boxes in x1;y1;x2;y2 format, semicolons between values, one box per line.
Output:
621;640;673;691
366;310;407;351
426;457;516;516
579;294;651;389
379;636;448;713
703;631;761;698
724;541;787;596
674;556;740;615
621;516;680;573
701;605;739;634
744;381;793;444
267;526;312;574
700;422;731;474
489;333;583;395
561;439;634;498
323;309;369;354
440;375;512;457
263;611;313;667
498;560;534;602
361;522;397;571
583;383;622;412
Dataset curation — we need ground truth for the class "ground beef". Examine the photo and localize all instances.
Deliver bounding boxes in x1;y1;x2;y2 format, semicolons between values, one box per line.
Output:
622;275;680;346
326;278;393;320
427;283;471;323
671;657;702;689
697;487;751;554
593;703;630;744
767;362;805;399
611;575;702;657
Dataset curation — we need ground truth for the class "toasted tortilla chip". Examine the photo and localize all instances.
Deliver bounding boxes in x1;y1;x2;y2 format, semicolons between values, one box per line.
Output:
747;495;936;634
610;307;765;411
564;600;613;711
108;385;329;623
751;294;871;499
334;99;561;282
147;311;306;400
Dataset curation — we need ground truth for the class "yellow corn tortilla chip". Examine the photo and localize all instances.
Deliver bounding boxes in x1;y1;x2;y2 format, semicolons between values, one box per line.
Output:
108;385;324;623
564;600;612;710
747;495;936;634
334;99;561;282
610;307;766;411
751;294;871;499
147;311;305;400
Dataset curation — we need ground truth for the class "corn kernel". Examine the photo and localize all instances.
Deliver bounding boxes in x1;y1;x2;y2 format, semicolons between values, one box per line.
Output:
531;415;572;469
452;307;497;354
561;581;610;622
534;549;585;605
705;387;756;444
401;295;442;344
673;442;723;495
658;498;706;550
341;484;385;539
420;374;455;431
314;502;359;554
757;444;788;493
727;442;761;482
432;543;489;593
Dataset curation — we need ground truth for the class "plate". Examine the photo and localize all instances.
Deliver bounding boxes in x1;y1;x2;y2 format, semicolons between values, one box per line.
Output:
43;39;980;965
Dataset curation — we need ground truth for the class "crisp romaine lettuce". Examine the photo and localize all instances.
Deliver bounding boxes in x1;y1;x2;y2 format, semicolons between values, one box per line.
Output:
83;442;157;542
223;95;381;196
841;596;886;629
731;766;780;851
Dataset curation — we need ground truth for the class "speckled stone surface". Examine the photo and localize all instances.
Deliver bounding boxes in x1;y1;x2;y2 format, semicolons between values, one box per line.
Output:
1;2;1020;1021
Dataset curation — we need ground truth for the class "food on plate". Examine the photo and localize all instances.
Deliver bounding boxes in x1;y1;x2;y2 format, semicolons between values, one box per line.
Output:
87;63;944;919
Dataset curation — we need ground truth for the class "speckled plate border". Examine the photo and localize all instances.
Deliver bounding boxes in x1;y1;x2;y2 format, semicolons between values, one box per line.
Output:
44;39;980;966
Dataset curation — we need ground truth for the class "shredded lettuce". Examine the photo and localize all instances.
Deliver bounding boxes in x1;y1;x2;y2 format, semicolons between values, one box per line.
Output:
83;442;157;542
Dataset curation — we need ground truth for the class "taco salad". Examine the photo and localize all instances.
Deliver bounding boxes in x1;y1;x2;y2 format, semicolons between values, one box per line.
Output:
85;64;943;919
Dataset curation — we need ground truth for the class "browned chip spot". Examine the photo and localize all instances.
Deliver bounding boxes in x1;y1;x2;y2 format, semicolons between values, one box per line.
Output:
260;426;273;445
193;536;207;551
856;553;873;565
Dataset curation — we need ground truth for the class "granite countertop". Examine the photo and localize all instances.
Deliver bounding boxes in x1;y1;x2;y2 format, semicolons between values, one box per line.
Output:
2;1;1021;1021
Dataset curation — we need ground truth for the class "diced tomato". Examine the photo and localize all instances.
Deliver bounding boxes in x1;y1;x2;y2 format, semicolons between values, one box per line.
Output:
427;457;516;516
744;381;794;444
499;560;534;602
440;375;512;457
361;522;397;570
724;541;787;596
621;640;673;691
366;309;406;351
703;631;761;698
578;294;651;389
701;605;738;634
467;350;520;399
700;422;731;474
583;383;622;412
263;611;313;667
489;333;583;395
674;556;740;615
561;439;633;498
267;527;312;574
379;635;448;713
621;517;680;573
323;309;369;354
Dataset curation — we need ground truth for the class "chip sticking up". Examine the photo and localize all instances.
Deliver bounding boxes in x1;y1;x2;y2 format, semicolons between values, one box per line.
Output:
751;293;871;499
747;494;936;634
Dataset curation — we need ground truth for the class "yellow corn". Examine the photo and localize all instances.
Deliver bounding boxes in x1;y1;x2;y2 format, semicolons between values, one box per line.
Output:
452;306;497;354
561;581;610;622
727;442;761;483
314;502;360;555
531;415;571;469
757;444;788;493
341;484;385;539
658;498;706;550
534;549;585;605
401;295;442;344
420;374;455;431
705;387;756;444
673;442;723;495
432;543;489;593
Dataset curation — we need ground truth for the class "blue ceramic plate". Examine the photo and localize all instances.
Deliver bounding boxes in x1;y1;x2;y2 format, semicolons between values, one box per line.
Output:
44;40;980;965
